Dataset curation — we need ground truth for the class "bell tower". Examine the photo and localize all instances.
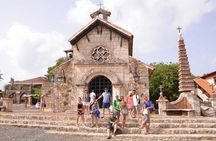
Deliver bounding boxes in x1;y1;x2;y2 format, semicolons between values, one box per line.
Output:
90;8;111;21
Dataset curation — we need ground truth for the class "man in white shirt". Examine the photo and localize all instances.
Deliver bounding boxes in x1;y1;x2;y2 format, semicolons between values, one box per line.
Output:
90;90;96;103
132;90;140;118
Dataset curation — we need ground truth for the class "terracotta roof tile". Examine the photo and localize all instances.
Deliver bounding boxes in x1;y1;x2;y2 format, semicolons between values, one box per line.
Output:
14;77;46;85
194;78;216;96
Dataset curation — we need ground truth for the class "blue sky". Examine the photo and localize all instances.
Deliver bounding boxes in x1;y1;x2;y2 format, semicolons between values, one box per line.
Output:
0;0;216;89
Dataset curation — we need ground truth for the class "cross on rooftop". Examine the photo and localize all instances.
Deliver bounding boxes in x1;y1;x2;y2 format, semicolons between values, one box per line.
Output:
159;85;163;96
97;0;103;8
177;26;182;34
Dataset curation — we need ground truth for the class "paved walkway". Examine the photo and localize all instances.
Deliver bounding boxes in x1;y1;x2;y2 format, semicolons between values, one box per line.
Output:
0;125;145;141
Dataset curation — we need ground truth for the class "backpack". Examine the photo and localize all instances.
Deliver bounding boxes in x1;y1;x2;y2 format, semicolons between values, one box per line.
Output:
136;95;140;104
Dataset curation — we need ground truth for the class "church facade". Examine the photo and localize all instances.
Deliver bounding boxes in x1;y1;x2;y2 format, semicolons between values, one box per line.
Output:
42;8;153;112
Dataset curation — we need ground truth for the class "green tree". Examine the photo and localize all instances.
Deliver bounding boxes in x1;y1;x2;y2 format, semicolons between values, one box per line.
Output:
4;84;10;91
33;86;41;102
46;57;65;82
149;62;179;106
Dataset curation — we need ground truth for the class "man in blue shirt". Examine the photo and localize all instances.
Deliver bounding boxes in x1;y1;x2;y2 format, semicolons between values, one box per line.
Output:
97;88;112;118
143;96;154;113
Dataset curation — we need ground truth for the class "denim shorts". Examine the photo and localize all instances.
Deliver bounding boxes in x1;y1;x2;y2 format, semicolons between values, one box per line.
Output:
102;102;110;108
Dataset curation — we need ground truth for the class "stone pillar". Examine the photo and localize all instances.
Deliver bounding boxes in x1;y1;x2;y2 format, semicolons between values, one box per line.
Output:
156;96;168;116
28;96;32;105
17;96;21;104
45;95;53;112
3;98;13;112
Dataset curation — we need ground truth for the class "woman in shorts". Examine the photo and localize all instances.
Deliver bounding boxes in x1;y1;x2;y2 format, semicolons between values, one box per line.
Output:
120;96;128;128
77;97;85;126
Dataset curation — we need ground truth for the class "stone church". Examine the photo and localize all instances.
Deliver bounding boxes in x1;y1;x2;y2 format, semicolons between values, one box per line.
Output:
43;8;153;112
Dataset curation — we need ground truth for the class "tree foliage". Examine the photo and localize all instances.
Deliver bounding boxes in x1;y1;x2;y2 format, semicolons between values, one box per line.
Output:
33;86;41;102
149;62;179;105
4;84;10;91
46;57;65;82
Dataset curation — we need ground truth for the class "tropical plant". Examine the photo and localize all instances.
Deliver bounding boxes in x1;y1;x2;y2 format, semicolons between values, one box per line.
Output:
45;57;65;82
149;62;179;106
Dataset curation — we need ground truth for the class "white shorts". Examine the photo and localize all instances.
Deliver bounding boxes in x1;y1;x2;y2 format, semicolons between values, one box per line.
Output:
82;101;89;106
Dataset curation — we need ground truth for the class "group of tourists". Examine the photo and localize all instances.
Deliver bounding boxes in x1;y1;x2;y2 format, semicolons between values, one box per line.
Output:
76;88;154;139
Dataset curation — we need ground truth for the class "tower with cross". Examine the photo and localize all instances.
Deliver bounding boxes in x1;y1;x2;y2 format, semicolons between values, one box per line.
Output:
177;26;184;40
177;26;182;34
90;1;110;20
97;0;103;9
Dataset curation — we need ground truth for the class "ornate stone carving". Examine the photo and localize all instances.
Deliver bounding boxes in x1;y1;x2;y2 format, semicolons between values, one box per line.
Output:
92;46;110;64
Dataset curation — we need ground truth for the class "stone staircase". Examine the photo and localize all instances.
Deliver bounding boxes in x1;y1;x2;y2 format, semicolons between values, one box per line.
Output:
1;110;216;140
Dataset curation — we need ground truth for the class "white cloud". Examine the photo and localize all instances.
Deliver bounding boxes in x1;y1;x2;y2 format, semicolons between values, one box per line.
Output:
0;23;67;89
67;0;98;32
67;0;216;57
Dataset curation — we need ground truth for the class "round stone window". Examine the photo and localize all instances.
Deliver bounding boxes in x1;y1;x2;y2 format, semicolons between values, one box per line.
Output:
92;46;110;64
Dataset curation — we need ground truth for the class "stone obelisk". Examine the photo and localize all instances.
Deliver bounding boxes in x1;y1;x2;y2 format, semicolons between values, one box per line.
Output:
177;26;200;116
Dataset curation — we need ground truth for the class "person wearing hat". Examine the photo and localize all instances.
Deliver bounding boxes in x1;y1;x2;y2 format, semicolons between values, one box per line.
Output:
97;88;112;118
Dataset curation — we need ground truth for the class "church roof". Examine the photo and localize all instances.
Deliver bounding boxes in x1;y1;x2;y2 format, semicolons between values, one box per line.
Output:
68;17;133;45
194;78;216;97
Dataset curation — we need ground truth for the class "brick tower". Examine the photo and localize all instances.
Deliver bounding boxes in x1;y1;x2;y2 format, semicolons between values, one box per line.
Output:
176;27;200;116
178;33;194;92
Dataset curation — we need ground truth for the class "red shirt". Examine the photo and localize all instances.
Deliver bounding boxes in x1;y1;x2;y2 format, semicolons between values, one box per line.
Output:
125;96;133;109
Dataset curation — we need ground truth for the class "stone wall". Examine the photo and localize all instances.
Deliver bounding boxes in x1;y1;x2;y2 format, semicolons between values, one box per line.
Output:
128;57;150;97
42;56;151;112
73;24;129;64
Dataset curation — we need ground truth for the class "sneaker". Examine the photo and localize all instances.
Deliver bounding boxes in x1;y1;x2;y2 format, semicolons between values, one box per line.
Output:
107;136;111;139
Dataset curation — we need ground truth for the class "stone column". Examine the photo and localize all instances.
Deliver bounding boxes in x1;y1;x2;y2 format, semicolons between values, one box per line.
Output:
156;96;168;116
3;98;13;112
28;96;32;105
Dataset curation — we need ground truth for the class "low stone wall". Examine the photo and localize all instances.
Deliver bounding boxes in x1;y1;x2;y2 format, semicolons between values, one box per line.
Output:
2;98;13;112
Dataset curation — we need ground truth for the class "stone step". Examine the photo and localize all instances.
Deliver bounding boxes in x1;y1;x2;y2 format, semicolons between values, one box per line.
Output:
1;118;216;128
46;131;216;141
157;128;216;134
1;122;216;135
1;114;216;125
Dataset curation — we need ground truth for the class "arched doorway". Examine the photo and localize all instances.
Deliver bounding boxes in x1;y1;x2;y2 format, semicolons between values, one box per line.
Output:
88;75;112;108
